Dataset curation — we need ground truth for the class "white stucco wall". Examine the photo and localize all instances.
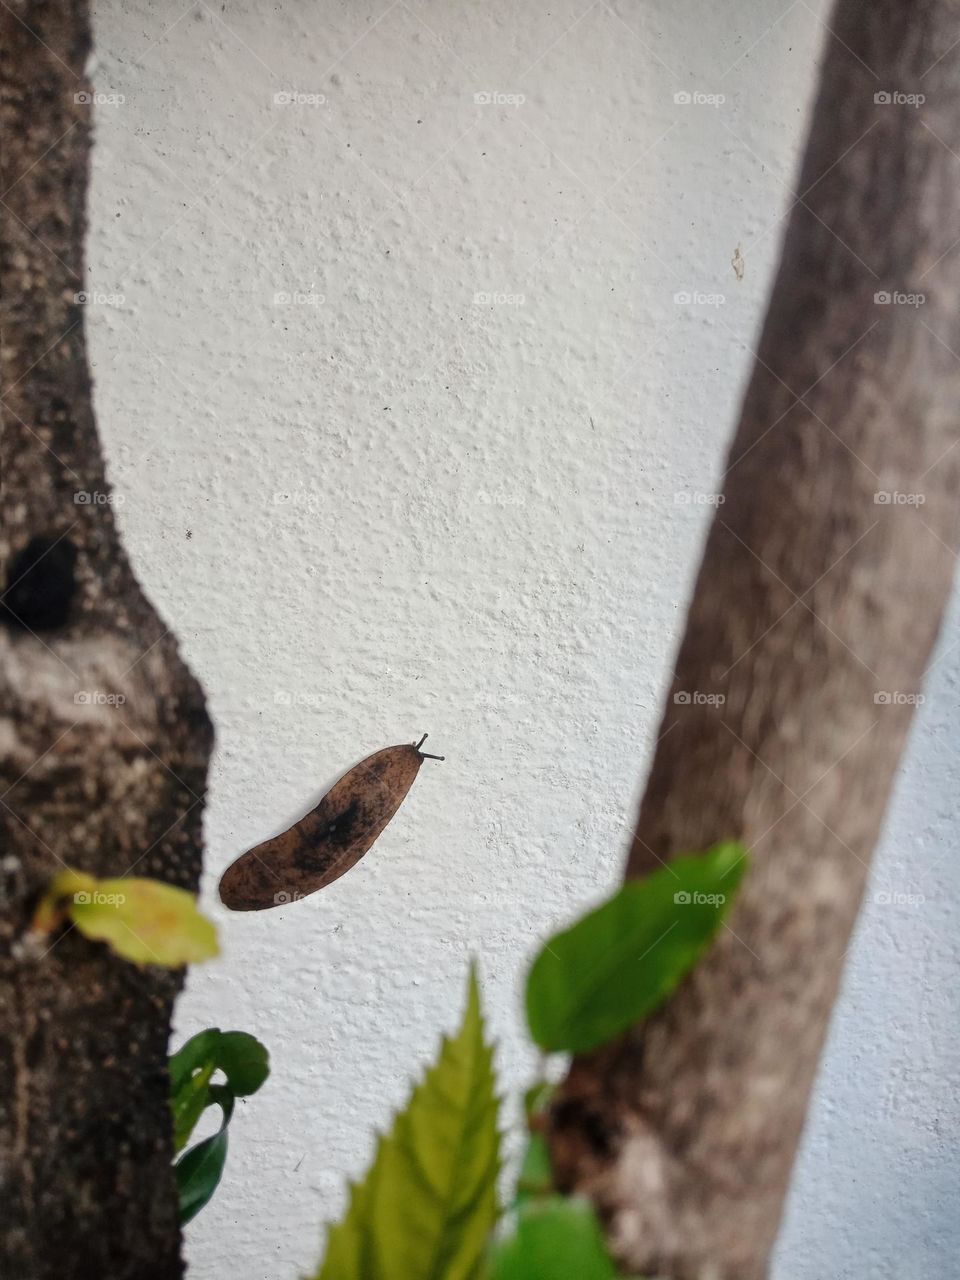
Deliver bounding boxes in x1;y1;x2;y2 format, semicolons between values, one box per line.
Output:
84;2;958;1277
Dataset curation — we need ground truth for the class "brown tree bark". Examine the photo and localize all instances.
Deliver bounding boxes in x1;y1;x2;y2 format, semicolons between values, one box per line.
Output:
550;2;960;1277
0;3;212;1278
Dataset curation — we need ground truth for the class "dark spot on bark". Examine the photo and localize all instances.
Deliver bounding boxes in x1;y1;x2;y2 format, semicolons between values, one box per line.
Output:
26;1025;46;1070
550;1097;620;1162
1;535;78;631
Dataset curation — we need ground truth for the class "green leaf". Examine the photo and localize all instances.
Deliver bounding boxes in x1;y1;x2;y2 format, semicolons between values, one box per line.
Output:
314;964;500;1280
526;842;747;1053
490;1196;617;1280
169;1028;223;1096
215;1030;270;1096
176;1094;233;1224
522;1081;554;1123
172;1058;216;1154
515;1133;553;1205
169;1029;269;1152
66;875;219;967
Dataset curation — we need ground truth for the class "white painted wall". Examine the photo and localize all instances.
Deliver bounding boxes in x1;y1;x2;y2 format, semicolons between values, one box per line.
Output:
85;2;958;1276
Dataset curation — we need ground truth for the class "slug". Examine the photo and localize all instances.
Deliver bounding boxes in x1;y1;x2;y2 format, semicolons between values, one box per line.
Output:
218;735;443;911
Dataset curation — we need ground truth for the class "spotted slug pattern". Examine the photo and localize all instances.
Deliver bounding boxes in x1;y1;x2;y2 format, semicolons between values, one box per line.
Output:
218;736;443;911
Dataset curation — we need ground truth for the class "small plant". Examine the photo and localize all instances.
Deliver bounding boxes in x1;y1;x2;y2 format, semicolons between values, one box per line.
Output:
169;1028;270;1223
310;841;747;1277
31;843;744;1267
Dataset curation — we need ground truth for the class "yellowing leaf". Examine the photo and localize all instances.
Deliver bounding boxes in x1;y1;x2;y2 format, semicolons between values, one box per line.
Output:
31;869;95;934
314;964;500;1280
68;876;218;967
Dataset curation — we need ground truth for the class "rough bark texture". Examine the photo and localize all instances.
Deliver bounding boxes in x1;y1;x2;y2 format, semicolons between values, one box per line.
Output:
0;3;212;1277
550;2;960;1277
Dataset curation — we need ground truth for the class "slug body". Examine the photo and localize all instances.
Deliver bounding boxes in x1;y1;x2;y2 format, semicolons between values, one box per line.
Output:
219;737;441;911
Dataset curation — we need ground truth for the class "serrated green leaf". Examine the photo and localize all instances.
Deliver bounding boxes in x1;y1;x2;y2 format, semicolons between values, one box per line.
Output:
314;964;500;1280
67;875;218;968
526;842;748;1052
490;1196;617;1280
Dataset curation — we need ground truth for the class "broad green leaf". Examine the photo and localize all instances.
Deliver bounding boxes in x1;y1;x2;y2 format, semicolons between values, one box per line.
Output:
169;1029;269;1152
526;842;747;1052
176;1094;233;1224
68;876;219;967
215;1030;270;1096
314;964;500;1280
490;1196;617;1280
169;1028;224;1096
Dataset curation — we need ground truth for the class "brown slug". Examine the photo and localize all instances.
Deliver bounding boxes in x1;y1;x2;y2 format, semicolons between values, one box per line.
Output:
218;735;443;911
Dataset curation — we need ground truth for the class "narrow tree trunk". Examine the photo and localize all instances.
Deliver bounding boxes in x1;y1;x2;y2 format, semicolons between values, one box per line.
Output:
550;2;960;1276
0;3;212;1277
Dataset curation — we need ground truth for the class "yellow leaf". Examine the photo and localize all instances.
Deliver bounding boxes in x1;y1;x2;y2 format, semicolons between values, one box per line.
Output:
67;875;219;968
31;869;95;934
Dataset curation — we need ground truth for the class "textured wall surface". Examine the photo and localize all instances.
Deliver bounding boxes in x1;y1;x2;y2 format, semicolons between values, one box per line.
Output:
84;2;958;1277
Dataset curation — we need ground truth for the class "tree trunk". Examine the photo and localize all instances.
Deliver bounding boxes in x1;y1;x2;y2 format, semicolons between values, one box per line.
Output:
549;2;960;1277
0;3;212;1277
